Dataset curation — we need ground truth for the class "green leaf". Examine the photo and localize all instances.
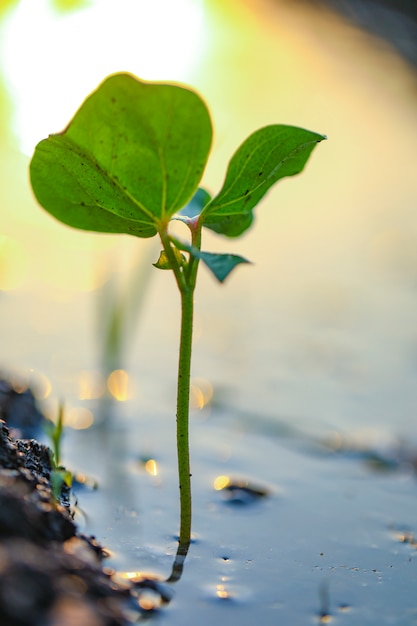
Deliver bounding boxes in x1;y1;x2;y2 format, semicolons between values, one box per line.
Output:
30;73;213;238
199;251;250;282
175;239;250;282
51;468;73;502
201;125;326;237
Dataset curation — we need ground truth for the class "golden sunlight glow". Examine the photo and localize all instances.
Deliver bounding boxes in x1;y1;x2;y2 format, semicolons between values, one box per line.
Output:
213;475;230;491
190;377;213;410
216;584;230;600
138;590;163;611
107;369;131;401
64;406;94;430
138;595;155;611
0;0;207;155
119;571;144;582
393;530;416;546
145;459;158;477
116;572;164;611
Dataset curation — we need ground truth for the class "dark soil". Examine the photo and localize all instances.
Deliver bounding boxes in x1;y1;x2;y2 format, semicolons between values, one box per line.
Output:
0;418;135;626
0;377;174;626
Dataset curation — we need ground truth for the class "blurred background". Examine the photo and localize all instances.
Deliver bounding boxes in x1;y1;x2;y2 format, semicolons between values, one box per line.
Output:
1;0;417;439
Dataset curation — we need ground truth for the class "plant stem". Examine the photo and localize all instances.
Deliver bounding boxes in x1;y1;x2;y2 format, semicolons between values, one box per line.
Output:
176;284;194;550
159;226;197;552
175;221;202;550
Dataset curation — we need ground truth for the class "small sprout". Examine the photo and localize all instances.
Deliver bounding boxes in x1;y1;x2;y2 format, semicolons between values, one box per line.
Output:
45;402;73;502
44;401;65;467
50;467;73;501
30;72;325;557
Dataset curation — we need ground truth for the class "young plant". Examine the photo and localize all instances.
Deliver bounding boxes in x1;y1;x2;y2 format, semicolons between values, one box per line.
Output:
44;402;73;501
30;72;325;554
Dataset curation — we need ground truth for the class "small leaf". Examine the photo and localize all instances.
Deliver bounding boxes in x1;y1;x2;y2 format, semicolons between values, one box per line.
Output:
153;247;186;270
201;125;326;237
200;251;250;282
179;242;250;282
51;468;73;502
30;73;213;238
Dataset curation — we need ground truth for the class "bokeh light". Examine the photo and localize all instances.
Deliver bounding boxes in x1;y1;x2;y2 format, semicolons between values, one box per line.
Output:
213;475;230;491
107;369;131;401
190;377;213;410
64;406;94;429
144;459;158;477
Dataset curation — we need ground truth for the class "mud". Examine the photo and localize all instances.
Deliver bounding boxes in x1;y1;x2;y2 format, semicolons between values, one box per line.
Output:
0;417;135;626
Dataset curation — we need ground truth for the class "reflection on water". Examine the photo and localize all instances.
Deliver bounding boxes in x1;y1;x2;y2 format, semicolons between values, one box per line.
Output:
144;459;158;477
213;475;270;504
116;570;174;614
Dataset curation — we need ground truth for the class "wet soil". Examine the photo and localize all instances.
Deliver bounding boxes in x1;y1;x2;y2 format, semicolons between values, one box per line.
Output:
0;418;135;626
0;378;171;626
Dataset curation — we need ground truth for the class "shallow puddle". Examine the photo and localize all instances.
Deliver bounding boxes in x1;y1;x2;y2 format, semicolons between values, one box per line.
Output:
59;400;417;625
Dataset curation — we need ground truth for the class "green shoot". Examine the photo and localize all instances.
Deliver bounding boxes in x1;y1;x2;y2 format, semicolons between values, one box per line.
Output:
45;402;72;502
30;72;325;553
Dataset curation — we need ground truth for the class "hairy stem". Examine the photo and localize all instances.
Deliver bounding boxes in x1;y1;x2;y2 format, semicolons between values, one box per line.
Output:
176;284;193;549
159;225;197;552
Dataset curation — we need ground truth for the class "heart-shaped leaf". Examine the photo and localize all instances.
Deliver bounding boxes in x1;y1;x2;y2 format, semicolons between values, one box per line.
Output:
201;125;326;237
30;73;213;238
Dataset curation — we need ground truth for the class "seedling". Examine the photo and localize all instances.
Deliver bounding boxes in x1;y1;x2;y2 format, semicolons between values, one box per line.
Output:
30;72;325;554
44;402;73;501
